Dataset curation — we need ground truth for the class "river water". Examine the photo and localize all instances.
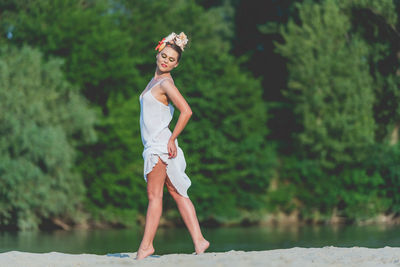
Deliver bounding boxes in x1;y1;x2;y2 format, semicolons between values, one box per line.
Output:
1;225;399;255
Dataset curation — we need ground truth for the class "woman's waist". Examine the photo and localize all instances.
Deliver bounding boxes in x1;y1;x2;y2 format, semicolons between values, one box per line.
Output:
141;128;173;146
140;120;171;134
142;139;179;157
143;143;168;155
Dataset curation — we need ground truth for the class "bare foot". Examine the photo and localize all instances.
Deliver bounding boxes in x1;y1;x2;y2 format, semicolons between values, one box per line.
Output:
135;245;155;260
194;239;210;255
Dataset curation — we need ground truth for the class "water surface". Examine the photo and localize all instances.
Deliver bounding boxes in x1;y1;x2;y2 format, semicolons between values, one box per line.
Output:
1;225;399;255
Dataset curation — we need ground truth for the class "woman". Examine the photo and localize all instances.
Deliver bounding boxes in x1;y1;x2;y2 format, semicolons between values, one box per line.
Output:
136;32;209;260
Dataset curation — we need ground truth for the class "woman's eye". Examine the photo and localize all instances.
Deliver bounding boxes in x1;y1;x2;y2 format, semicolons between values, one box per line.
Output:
169;58;174;62
162;54;167;58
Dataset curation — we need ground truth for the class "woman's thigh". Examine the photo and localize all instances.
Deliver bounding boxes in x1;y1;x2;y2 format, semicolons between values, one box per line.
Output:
165;175;185;200
146;156;167;199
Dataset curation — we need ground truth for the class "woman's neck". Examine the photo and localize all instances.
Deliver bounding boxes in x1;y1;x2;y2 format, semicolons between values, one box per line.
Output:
154;68;171;80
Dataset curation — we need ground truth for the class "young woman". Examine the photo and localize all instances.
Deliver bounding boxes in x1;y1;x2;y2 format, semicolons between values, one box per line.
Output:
136;32;209;260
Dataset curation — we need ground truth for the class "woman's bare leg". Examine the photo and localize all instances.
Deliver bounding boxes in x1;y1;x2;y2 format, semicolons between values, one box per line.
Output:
136;157;167;260
165;177;210;254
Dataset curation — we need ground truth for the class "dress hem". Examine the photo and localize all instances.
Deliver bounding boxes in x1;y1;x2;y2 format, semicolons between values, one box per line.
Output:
143;153;190;198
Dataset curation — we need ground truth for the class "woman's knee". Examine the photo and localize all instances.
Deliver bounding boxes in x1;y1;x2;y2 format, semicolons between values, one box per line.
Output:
146;179;165;201
147;188;163;201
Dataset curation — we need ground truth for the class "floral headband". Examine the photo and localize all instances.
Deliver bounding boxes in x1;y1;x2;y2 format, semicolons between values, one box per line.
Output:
155;32;188;52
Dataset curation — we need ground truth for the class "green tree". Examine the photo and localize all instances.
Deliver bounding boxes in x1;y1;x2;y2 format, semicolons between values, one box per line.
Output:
272;0;399;220
340;0;400;143
276;0;376;169
0;45;96;230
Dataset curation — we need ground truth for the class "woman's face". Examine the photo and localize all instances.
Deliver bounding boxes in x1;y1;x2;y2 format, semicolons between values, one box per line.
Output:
156;46;179;72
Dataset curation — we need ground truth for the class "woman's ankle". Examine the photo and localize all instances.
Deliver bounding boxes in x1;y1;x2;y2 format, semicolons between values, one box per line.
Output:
139;242;154;250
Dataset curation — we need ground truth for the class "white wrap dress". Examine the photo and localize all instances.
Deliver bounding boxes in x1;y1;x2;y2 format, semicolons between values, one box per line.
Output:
139;77;192;198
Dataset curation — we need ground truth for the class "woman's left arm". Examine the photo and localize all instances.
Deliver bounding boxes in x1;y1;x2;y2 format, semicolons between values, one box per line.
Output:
161;79;192;158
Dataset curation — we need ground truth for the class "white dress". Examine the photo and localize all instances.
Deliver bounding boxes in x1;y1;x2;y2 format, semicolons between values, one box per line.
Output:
139;77;192;198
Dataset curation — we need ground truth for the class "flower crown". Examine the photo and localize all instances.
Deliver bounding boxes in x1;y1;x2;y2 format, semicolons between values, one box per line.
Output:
155;32;188;52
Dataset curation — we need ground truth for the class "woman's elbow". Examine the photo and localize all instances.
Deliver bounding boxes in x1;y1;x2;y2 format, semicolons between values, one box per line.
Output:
186;109;193;117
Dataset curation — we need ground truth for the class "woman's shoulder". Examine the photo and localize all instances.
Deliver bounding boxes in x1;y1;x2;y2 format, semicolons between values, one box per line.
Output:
160;77;180;95
160;76;175;86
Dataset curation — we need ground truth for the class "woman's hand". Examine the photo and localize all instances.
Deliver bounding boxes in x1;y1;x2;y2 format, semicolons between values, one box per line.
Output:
167;138;177;158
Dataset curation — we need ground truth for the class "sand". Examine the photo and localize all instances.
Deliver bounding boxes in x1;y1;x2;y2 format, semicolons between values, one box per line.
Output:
1;247;399;267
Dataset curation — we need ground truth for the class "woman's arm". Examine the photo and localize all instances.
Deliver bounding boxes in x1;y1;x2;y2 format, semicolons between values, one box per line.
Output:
161;79;192;158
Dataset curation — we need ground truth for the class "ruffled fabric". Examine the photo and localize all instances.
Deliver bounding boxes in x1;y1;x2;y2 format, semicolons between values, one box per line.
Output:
143;152;168;181
143;146;191;198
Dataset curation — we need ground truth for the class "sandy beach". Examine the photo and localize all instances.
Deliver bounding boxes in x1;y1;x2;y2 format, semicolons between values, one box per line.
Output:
1;247;399;267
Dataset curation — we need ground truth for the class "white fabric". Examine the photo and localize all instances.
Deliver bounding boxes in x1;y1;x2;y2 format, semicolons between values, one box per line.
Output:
139;77;191;198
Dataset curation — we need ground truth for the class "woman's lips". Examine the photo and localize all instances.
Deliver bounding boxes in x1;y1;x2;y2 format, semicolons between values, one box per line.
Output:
161;63;167;67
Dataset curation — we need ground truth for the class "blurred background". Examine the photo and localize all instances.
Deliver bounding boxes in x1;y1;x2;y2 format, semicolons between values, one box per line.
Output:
0;0;399;254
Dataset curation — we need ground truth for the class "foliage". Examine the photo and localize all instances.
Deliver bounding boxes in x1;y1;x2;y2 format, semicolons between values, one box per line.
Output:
0;0;138;106
0;45;96;230
365;144;400;214
273;0;400;220
276;0;376;169
342;0;400;143
0;0;398;229
1;0;276;226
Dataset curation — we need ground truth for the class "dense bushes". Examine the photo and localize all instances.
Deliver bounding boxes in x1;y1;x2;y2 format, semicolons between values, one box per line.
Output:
0;45;96;230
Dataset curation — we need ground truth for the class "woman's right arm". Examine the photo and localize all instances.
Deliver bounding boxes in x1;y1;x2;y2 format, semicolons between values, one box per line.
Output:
161;79;192;158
